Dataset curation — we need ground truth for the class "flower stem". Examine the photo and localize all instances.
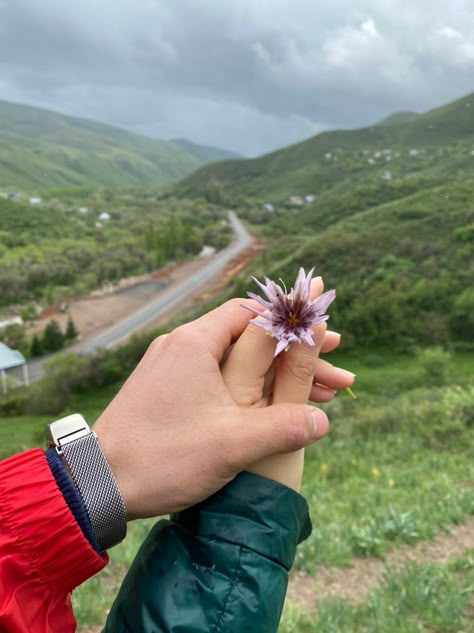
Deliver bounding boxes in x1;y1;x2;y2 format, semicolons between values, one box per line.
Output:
345;386;357;400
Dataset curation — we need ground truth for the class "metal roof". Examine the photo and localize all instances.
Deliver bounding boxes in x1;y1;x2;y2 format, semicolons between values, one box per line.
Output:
0;342;26;371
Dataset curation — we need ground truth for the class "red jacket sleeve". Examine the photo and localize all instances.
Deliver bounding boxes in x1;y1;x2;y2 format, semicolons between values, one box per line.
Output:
0;449;108;633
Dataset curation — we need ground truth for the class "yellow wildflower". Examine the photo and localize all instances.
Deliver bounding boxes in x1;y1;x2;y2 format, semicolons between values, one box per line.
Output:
320;463;329;474
371;468;380;477
351;459;358;466
388;479;395;487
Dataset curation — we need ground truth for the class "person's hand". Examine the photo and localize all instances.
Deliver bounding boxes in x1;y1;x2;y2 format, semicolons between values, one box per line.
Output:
93;299;329;520
221;277;355;491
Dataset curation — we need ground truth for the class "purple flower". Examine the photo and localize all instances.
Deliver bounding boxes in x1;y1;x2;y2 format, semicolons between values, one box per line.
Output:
245;267;336;356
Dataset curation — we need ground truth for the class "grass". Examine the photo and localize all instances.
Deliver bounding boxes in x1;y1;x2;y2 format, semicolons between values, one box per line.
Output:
1;351;472;630
0;386;116;459
297;432;472;569
280;553;474;633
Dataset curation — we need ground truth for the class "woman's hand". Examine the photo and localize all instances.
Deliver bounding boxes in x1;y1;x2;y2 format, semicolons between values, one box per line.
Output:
221;277;355;491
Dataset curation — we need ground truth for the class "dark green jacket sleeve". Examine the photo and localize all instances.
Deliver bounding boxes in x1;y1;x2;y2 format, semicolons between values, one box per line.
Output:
103;472;312;633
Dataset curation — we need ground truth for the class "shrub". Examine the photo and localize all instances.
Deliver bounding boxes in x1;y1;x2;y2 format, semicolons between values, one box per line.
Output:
26;354;91;415
415;346;451;386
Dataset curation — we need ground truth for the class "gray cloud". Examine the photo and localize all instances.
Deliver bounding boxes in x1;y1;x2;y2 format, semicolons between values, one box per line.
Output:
0;0;473;155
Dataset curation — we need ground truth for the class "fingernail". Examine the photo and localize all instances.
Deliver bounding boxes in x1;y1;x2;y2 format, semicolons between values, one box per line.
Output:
335;368;356;380
310;408;329;438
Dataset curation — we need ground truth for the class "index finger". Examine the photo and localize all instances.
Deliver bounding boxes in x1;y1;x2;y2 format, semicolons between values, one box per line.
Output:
192;298;259;360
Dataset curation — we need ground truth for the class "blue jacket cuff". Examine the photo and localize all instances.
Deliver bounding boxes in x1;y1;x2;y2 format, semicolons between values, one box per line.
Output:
45;447;101;553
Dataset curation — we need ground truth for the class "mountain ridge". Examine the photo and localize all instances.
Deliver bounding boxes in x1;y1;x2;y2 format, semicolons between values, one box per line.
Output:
0;99;234;190
175;91;474;200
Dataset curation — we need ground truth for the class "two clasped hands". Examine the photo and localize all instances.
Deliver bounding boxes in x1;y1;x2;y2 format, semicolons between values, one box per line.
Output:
96;275;355;515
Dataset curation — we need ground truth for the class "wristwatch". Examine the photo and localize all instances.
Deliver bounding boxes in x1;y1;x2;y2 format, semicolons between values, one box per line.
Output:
46;413;127;551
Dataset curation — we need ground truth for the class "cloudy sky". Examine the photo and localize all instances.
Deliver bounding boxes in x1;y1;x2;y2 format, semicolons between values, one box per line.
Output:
0;0;473;156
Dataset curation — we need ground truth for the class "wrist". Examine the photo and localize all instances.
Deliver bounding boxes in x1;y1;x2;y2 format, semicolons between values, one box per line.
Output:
46;414;127;549
248;449;305;492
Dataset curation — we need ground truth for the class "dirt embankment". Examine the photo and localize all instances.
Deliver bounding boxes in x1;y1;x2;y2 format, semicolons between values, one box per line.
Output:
287;517;474;611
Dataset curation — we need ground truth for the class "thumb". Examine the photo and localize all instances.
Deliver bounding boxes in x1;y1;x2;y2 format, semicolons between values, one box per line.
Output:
234;403;329;468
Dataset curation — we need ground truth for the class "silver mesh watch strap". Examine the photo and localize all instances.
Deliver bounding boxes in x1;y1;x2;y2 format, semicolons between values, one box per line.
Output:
46;414;127;552
62;433;127;551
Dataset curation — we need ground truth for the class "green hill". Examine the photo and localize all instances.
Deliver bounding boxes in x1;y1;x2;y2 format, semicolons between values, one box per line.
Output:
376;111;419;126
254;178;473;349
173;91;473;350
176;92;474;201
0;100;233;190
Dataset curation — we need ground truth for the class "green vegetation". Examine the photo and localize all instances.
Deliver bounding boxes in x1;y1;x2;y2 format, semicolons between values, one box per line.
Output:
280;556;474;633
168;92;474;352
0;191;231;309
0;99;235;190
1;351;472;631
176;92;474;200
251;179;474;350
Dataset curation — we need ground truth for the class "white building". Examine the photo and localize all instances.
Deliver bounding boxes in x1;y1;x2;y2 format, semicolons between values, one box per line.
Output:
29;197;42;205
199;245;216;257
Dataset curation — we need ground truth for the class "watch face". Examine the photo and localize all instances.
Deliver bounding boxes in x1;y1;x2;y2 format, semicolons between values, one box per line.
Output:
45;414;90;448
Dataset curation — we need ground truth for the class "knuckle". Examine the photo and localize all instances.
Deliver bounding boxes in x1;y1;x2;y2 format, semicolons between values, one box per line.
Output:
148;334;166;354
286;354;317;386
168;325;197;350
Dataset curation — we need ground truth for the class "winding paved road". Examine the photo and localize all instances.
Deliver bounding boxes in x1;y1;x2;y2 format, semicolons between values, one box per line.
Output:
26;212;253;381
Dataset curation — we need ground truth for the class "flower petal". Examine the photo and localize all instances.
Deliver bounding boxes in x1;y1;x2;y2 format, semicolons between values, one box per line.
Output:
249;317;274;331
312;289;336;314
274;338;290;357
303;267;315;299
302;330;315;346
251;276;277;302
246;291;272;309
241;304;273;321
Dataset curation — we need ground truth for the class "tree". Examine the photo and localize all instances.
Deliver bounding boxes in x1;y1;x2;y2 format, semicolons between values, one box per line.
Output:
42;320;65;353
0;323;27;353
30;335;43;357
65;316;79;343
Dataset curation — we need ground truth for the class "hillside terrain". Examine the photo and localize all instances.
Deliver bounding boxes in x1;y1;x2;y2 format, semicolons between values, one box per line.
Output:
172;92;474;351
0;100;233;190
0;190;232;315
176;92;474;201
